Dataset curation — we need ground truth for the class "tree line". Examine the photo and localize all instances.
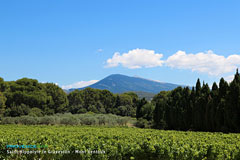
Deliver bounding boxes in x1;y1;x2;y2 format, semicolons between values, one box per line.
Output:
1;70;240;132
0;77;144;118
152;69;240;133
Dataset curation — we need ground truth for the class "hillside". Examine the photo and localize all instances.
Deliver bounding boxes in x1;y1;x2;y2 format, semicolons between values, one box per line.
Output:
69;74;182;94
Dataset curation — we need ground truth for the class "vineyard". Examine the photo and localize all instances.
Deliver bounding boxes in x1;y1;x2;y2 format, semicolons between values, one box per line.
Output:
0;125;240;160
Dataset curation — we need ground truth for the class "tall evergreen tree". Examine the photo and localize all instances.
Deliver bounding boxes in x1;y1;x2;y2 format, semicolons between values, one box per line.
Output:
227;71;240;132
153;99;167;129
136;98;147;119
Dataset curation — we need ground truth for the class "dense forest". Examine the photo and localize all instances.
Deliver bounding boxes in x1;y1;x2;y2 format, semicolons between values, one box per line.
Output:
0;70;240;133
0;77;140;117
152;70;240;133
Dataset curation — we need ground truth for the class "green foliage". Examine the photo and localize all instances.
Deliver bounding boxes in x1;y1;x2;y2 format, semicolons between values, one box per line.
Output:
0;77;6;117
4;79;49;114
16;116;40;125
44;83;69;114
67;88;138;117
28;107;43;117
133;91;156;101
139;103;155;121
153;99;167;129
4;103;30;117
152;91;170;103
118;94;133;106
136;118;150;128
152;69;240;132
1;125;240;159
136;98;148;119
0;92;6;117
39;116;59;125
2;78;69;116
122;92;138;100
0;113;131;126
0;77;7;92
60;116;80;125
2;69;240;133
1;77;140;119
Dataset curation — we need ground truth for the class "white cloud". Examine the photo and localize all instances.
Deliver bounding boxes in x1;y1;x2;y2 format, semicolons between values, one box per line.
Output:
105;48;164;69
105;49;240;76
61;80;99;90
165;50;240;76
225;75;234;83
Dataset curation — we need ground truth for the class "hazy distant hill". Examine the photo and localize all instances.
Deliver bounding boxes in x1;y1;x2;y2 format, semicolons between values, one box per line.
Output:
132;91;156;101
69;74;182;94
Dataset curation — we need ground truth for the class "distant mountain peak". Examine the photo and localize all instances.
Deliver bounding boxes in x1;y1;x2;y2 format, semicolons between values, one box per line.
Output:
108;74;130;77
133;75;162;83
69;74;182;94
133;75;141;78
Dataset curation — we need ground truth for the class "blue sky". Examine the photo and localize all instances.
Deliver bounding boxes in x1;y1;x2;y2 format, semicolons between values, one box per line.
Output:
1;0;240;89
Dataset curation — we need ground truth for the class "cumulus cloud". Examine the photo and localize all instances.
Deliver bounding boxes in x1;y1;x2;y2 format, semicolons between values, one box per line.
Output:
61;80;99;90
105;49;240;76
105;48;164;69
165;50;240;76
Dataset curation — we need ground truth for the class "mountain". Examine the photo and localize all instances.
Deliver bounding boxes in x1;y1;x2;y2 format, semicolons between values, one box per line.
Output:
69;74;183;94
132;91;156;101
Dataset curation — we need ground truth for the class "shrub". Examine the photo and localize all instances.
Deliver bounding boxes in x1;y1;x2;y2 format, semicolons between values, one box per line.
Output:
0;113;132;127
1;117;16;124
40;116;59;125
28;108;43;117
80;117;99;125
17;116;39;125
60;116;80;125
136;118;149;128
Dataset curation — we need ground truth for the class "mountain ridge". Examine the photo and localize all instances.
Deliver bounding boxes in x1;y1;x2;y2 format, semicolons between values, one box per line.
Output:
68;74;184;94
